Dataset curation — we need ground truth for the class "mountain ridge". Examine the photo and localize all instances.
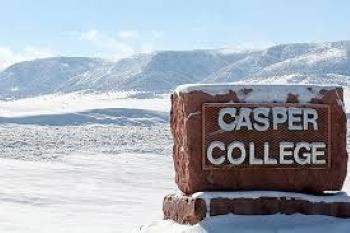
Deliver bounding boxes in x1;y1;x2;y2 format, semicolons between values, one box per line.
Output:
1;40;350;100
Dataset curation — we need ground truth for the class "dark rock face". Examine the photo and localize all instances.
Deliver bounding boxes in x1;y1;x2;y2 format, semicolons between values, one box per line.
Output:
171;85;348;194
163;193;350;225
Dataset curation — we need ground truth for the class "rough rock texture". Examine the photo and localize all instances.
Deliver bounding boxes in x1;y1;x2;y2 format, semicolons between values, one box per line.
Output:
163;192;350;225
163;194;207;224
171;84;348;194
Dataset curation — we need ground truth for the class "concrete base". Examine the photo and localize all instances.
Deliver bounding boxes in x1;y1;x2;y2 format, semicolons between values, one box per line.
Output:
163;191;350;225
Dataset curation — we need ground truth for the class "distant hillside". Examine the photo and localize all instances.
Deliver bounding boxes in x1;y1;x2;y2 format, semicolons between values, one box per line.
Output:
1;41;350;99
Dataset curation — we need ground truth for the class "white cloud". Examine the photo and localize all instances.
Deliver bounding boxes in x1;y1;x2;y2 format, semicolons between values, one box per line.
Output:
217;41;275;54
236;41;275;50
76;29;161;60
77;29;135;59
117;30;140;39
79;29;99;41
150;30;163;39
0;46;55;70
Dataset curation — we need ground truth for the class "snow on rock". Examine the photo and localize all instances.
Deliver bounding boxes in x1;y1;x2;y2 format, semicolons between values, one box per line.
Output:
193;190;350;205
174;84;340;103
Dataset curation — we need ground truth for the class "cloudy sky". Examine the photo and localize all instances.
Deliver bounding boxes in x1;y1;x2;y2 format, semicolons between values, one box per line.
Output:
0;0;349;69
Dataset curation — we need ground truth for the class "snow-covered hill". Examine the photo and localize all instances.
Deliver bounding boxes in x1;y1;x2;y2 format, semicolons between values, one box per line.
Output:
0;51;254;99
2;40;349;100
0;57;112;99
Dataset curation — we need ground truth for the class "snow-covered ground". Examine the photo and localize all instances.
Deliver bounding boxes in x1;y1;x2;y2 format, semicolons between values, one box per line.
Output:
1;88;349;116
0;91;170;118
0;92;350;233
0;92;175;233
0;124;171;159
140;213;350;233
0;153;176;233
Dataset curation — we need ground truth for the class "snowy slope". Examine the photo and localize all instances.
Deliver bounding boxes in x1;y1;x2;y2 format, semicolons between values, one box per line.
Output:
0;57;112;99
0;50;256;99
0;108;168;126
0;91;170;126
0;92;170;117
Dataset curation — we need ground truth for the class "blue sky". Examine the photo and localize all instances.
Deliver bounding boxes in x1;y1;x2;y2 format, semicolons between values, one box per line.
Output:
0;0;349;68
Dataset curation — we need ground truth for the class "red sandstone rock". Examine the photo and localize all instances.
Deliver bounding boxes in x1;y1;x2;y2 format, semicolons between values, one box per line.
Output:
163;194;207;224
171;84;347;194
163;192;350;225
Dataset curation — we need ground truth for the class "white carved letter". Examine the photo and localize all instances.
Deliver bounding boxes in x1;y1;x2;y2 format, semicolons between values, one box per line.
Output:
207;141;226;165
288;108;303;130
249;142;263;165
272;107;287;130
312;142;326;164
253;108;270;131
280;142;294;164
294;142;311;165
236;108;253;130
218;108;237;131
227;141;246;165
263;142;277;165
303;108;318;130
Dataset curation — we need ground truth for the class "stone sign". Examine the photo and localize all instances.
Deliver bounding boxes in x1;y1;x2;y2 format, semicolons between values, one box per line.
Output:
171;84;347;194
163;84;349;225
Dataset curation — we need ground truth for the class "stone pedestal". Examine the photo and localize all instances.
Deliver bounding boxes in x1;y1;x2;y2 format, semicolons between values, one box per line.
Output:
163;191;350;225
164;84;349;226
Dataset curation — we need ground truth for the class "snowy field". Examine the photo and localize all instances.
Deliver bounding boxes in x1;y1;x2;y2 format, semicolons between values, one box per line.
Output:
0;153;176;233
0;91;170;117
0;125;171;160
0;92;175;233
140;212;350;233
0;92;350;233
